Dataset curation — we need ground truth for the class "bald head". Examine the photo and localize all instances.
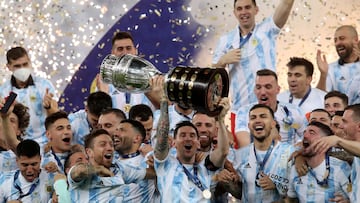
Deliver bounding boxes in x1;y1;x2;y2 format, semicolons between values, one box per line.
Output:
336;25;358;39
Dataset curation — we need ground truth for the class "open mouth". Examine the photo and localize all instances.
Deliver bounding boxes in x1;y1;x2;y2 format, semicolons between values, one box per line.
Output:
62;138;71;143
303;140;310;148
254;125;264;132
260;97;268;102
184;144;192;150
104;153;112;160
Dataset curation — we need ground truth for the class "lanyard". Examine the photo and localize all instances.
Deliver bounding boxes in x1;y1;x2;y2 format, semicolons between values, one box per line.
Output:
51;148;64;172
308;154;330;187
13;170;40;199
121;150;140;159
178;160;207;192
289;87;311;107
125;92;131;104
253;140;275;171
239;32;252;48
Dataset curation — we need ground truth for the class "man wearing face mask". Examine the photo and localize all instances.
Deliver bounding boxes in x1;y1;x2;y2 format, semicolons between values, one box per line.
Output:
0;46;58;148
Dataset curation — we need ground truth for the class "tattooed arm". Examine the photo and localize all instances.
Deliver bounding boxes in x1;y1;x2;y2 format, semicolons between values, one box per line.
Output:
154;82;170;160
210;97;230;168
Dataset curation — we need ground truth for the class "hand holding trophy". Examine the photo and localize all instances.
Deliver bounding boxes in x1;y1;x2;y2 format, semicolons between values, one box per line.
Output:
100;54;229;116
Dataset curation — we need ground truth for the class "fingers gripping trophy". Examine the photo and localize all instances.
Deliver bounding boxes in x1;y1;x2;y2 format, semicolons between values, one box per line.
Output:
100;54;229;116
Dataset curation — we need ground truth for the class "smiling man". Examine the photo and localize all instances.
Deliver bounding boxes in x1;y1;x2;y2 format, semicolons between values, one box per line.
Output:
234;104;295;202
235;69;308;148
68;128;153;202
212;0;296;149
0;140;55;202
287;121;351;203
154;95;230;202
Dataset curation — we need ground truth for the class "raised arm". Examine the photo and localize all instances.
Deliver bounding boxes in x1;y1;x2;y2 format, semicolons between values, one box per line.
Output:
273;0;295;28
154;80;170;160
210;98;230;167
0;100;20;153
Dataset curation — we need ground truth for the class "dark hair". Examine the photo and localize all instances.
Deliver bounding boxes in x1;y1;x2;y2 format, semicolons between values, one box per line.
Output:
249;104;275;119
12;103;30;135
84;128;111;149
234;0;256;7
256;69;278;81
45;111;69;130
308;121;333;136
86;91;112;117
334;110;344;117
345;104;360;122
324;91;348;106
112;31;135;47
6;46;29;64
64;150;86;175
129;104;153;121
174;121;199;139
287;57;314;77
101;108;127;121
16;139;40;158
311;108;331;119
120;119;146;142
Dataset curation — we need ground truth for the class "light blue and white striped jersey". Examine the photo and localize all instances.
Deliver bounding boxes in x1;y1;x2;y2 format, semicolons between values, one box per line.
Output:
118;154;156;203
0;150;18;173
41;150;69;174
0;75;57;148
68;160;146;203
235;101;307;145
68;109;91;146
326;61;360;94
277;88;327;114
108;84;155;116
233;142;294;203
345;74;360;105
154;153;218;203
0;169;54;203
151;104;194;146
350;156;360;202
212;17;280;113
287;156;351;202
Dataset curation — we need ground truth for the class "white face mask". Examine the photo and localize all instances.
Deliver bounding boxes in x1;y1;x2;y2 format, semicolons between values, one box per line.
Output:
13;67;32;82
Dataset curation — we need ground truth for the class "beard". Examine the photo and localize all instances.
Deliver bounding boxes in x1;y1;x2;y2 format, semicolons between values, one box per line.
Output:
252;134;268;142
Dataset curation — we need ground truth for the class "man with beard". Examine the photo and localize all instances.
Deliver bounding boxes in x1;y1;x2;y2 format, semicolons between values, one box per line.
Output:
129;104;154;145
317;25;360;96
0;140;55;202
192;112;242;201
309;109;332;127
114;119;156;202
307;104;360;202
68;128;153;202
234;104;295;203
154;96;230;202
287;121;351;203
235;69;307;148
152;103;194;146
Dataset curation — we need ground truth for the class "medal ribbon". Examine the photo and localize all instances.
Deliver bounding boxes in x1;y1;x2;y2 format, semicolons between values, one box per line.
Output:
253;140;275;172
239;31;252;48
307;154;330;187
178;160;207;192
51;148;64;172
289;87;312;107
13;170;40;200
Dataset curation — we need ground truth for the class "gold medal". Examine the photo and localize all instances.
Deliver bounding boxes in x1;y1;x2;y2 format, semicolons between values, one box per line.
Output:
202;189;211;199
124;104;131;113
347;183;352;193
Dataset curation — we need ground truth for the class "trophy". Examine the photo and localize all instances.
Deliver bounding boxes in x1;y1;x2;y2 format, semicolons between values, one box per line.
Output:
100;54;229;116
